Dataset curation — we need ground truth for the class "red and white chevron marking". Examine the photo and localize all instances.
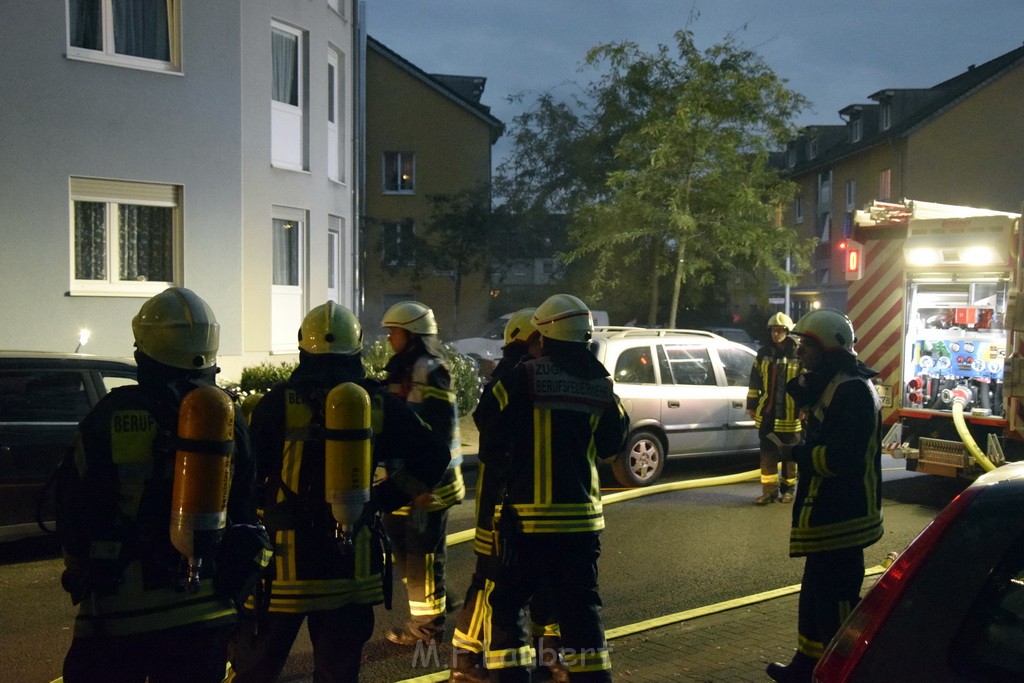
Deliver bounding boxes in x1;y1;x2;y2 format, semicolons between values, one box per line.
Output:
847;238;905;412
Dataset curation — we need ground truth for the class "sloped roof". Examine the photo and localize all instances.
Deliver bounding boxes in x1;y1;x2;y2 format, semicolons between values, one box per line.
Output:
367;36;504;143
780;42;1024;175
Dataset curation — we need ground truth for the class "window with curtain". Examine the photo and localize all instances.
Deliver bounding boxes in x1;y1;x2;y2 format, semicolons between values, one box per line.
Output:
273;218;301;286
67;0;179;71
383;152;415;193
272;27;298;106
70;177;180;295
381;219;416;267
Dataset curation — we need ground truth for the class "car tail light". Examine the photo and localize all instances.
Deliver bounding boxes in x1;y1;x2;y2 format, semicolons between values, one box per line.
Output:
813;485;983;682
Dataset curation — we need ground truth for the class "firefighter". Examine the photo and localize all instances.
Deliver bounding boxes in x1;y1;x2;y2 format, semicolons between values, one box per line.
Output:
767;309;884;683
450;308;567;683
228;302;451;682
380;301;466;646
746;312;802;505
57;287;259;683
478;294;628;683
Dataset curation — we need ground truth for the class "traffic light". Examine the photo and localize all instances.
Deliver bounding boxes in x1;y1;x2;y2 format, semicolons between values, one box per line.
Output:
844;239;863;281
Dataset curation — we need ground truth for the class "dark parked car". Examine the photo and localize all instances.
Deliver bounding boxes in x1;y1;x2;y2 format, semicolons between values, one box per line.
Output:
0;352;137;541
815;462;1024;681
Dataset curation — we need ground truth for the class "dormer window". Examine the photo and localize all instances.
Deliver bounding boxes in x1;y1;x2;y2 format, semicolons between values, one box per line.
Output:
880;101;893;131
807;138;818;160
787;147;796;168
849;117;863;143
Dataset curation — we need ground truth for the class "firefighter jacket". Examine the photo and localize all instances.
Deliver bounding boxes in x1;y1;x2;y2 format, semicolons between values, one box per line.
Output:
56;379;258;638
747;337;802;436
384;348;465;513
476;351;629;535
250;363;451;614
785;355;884;557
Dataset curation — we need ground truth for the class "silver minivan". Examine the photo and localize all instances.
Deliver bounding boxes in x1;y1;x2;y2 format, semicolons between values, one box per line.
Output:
591;328;759;486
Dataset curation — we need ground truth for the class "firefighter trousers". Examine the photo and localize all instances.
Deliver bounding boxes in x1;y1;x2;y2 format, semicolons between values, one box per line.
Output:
229;603;374;683
63;622;234;683
385;506;450;640
486;532;610;682
796;547;865;662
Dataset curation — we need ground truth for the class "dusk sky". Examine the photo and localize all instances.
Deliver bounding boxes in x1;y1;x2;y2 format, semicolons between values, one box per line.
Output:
366;0;1024;167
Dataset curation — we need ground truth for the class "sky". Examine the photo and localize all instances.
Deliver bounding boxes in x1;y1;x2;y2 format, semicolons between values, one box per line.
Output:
365;0;1024;168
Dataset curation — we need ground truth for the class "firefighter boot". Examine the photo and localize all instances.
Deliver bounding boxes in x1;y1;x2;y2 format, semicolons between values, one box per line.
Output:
534;636;569;683
754;484;779;506
449;649;488;683
766;652;817;683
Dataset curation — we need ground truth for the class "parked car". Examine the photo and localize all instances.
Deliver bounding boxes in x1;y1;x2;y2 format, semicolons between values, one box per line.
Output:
815;462;1024;682
452;309;610;375
0;352;137;541
697;326;759;350
590;327;758;486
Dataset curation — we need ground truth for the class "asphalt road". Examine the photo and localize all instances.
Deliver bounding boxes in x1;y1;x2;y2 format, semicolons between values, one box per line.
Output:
0;453;968;682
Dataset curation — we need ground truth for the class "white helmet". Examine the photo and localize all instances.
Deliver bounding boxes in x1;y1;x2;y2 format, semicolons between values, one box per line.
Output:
132;287;219;370
792;309;856;353
532;294;594;343
381;301;438;335
503;308;538;345
299;302;362;355
767;312;794;331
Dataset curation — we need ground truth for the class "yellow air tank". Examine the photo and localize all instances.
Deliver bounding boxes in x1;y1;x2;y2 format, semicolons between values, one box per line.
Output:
169;385;235;592
325;382;372;539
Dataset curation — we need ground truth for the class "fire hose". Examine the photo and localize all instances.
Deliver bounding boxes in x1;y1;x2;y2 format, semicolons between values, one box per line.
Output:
950;391;997;473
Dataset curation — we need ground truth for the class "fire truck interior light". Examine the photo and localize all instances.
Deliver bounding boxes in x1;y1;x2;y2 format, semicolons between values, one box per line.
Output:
907;248;939;266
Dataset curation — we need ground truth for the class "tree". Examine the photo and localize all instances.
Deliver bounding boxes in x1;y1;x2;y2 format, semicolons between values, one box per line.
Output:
414;183;494;336
496;29;813;327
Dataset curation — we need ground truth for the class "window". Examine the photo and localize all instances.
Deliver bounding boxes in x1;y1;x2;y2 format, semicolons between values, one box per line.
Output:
845;179;857;211
67;0;180;72
70;177;180;296
273;216;301;286
818;170;832;209
327;215;343;303
819;212;832;244
849;117;863;143
880;101;893;131
879;168;892;200
795;194;804;223
328;0;344;16
613;346;656;385
807;138;818;160
717;347;755;388
787;147;796;169
382;219;416;267
271;21;305;170
383;152;415;193
661;345;714;386
327;49;345;182
271;206;306;353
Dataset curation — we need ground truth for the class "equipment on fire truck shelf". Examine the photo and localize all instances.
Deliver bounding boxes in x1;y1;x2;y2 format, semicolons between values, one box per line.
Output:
169;384;236;593
324;382;373;547
849;199;1022;478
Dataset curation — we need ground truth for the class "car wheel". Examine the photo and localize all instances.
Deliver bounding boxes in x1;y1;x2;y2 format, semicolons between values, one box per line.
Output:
612;431;665;487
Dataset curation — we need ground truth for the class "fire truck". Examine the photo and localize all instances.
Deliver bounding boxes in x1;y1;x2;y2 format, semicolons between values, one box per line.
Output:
846;199;1023;477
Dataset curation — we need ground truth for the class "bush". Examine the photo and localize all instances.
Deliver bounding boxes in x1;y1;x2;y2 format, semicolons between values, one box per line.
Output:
233;344;483;416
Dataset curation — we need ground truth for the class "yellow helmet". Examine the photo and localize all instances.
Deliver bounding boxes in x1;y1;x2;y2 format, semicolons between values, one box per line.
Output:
503;308;538;345
532;294;594;342
132;287;219;370
792;309;856;353
381;301;438;335
299;302;362;355
767;312;794;330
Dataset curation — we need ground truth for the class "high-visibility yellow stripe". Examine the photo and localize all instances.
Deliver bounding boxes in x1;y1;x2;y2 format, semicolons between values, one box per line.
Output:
420;385;456;403
493;381;509;410
533;408;553;503
798;633;825;658
485;645;535;669
564;648;611;672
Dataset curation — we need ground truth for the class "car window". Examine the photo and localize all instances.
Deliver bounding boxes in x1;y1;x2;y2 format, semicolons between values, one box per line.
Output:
952;537;1024;680
717;346;755;387
0;370;90;423
661;344;715;386
100;372;137;391
613;346;656;385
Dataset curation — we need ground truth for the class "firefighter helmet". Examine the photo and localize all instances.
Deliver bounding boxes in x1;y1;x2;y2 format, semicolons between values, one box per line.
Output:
503;308;538;346
381;301;438;335
132;287;219;370
532;294;594;343
299;302;363;355
767;312;794;330
792;309;856;353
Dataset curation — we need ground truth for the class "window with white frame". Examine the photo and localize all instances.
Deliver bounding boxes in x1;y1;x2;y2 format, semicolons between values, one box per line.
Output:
880;101;893;131
67;0;181;72
787;147;796;169
795;194;804;224
383;152;415;193
381;219;416;266
849;116;863;143
328;0;344;16
845;179;857;211
807;138;818;160
270;206;306;353
70;177;181;296
271;21;305;170
327;49;345;182
879;168;892;200
817;170;832;209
